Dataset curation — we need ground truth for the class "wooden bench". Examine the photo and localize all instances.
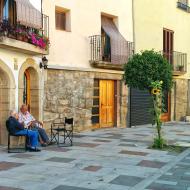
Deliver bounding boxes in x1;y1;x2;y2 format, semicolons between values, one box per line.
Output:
6;120;27;153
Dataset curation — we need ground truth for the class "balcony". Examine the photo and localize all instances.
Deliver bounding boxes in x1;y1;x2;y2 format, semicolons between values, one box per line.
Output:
89;35;134;70
177;0;190;12
162;51;187;75
0;15;49;55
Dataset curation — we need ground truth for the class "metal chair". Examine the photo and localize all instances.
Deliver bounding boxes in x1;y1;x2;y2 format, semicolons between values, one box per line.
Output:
51;117;74;146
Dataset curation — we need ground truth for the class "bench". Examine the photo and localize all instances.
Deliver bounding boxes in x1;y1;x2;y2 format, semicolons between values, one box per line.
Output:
6;120;27;153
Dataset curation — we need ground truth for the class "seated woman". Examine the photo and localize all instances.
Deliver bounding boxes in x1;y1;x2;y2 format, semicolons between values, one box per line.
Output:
18;104;50;146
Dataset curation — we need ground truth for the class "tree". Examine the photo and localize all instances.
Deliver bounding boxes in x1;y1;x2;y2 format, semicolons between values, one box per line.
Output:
124;50;173;149
124;50;173;91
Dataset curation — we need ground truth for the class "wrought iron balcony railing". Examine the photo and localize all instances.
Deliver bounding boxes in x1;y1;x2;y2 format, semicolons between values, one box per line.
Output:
89;35;134;66
177;0;190;12
161;51;187;74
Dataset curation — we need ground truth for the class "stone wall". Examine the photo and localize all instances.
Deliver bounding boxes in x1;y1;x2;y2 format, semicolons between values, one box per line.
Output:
171;78;188;121
43;69;128;132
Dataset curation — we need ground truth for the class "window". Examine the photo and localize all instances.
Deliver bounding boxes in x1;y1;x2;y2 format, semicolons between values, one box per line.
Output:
55;11;66;30
179;0;188;5
55;7;71;31
0;0;16;24
177;0;190;12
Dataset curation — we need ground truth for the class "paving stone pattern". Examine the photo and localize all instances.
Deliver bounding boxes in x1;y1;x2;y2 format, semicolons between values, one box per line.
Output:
0;123;190;190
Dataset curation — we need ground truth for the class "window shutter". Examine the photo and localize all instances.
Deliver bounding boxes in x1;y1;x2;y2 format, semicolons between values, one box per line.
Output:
56;11;66;30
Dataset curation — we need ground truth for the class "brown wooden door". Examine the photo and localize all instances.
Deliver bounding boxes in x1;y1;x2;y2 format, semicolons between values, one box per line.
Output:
161;91;171;122
162;28;173;122
23;70;31;111
100;80;114;128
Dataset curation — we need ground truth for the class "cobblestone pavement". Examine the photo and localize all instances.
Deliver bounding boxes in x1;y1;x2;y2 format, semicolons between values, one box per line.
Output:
0;122;190;190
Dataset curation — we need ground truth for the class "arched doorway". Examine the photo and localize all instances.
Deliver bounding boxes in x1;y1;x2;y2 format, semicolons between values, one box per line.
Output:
0;61;15;144
19;59;41;120
21;67;39;119
0;69;10;144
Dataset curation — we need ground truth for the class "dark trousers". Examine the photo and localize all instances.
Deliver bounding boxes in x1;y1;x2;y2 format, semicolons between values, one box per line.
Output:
31;125;49;143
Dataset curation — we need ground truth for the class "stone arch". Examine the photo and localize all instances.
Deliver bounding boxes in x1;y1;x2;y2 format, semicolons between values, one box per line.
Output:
18;58;42;120
0;59;15;144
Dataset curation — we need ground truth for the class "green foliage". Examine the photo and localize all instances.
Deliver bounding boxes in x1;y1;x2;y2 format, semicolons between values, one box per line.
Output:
152;137;167;149
123;50;173;91
123;50;173;150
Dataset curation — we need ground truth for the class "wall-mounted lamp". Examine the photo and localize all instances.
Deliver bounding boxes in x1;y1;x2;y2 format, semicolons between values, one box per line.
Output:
39;56;48;69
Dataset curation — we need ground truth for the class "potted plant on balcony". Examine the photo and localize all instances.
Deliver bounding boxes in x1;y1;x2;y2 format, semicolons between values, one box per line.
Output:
176;64;184;71
15;26;28;42
0;20;17;39
29;32;49;50
16;28;24;41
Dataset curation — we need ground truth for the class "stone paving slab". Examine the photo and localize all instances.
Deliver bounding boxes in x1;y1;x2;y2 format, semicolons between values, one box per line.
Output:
52;185;95;190
0;161;24;171
110;175;145;187
137;160;167;168
0;187;23;190
0;124;190;190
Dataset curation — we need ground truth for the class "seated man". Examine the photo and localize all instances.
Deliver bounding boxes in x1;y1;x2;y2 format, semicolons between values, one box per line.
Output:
6;110;41;152
19;104;49;146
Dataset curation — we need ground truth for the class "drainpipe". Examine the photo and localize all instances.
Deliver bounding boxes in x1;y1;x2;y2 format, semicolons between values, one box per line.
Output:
127;0;136;128
132;0;136;54
174;81;176;121
41;0;42;13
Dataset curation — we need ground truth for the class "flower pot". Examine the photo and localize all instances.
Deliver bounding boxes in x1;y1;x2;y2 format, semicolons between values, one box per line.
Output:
8;33;16;39
23;36;29;43
179;67;184;71
16;34;23;41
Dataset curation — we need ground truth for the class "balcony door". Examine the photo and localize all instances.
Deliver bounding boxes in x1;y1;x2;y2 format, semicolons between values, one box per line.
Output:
1;0;16;24
100;80;114;128
162;28;173;122
101;28;111;62
163;28;174;65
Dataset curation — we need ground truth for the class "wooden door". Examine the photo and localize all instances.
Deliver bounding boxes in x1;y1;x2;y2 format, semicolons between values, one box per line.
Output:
162;28;173;122
23;70;31;111
99;80;114;128
161;91;171;122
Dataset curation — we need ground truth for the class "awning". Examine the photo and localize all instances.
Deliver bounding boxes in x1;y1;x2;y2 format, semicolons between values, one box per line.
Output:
101;16;132;64
14;0;42;29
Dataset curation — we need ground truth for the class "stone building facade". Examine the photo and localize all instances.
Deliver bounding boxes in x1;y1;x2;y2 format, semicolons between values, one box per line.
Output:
42;0;133;131
43;69;128;132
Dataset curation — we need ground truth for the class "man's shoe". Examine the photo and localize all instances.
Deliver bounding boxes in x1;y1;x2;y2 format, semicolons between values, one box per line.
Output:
29;147;41;152
41;143;47;147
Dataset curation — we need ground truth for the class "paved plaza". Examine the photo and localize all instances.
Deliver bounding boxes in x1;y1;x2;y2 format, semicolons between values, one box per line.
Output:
0;123;190;190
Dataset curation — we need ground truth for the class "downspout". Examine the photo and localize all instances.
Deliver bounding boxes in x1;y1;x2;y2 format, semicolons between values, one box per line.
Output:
127;0;136;128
